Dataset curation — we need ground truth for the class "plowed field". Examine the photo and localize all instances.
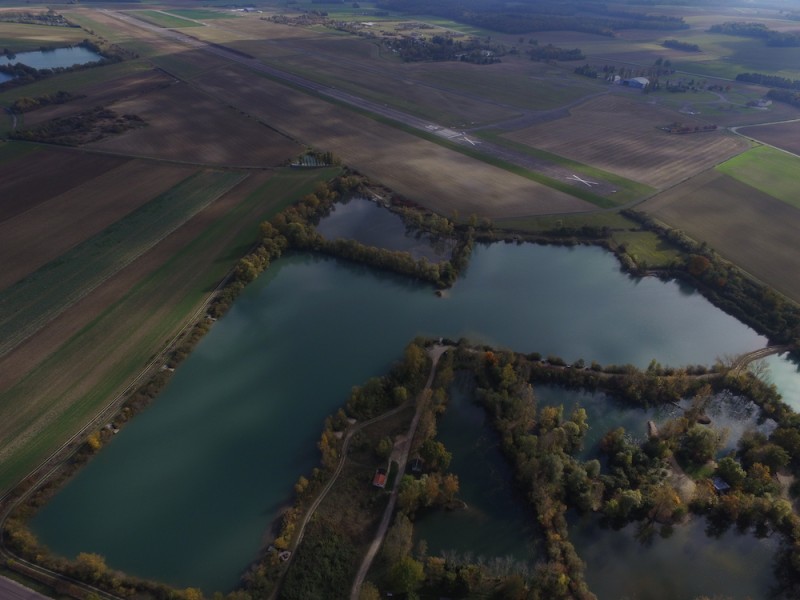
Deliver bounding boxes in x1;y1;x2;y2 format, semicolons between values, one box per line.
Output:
642;169;800;303
505;95;748;188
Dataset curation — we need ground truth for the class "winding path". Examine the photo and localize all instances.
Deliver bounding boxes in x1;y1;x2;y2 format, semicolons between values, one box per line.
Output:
349;345;448;600
269;345;447;600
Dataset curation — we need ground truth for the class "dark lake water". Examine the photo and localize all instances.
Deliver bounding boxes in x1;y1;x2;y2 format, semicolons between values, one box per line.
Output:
0;46;104;70
413;373;540;562
31;242;768;593
316;196;454;261
571;513;777;600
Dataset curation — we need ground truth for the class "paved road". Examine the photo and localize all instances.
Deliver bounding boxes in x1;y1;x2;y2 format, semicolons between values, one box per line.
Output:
0;576;51;600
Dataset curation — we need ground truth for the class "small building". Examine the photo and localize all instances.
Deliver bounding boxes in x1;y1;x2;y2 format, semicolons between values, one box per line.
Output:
626;77;650;89
409;458;424;475
712;477;731;494
373;467;387;488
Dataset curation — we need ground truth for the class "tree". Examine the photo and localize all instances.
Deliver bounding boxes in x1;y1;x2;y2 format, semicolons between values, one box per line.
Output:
359;582;380;600
678;425;725;467
390;556;424;594
716;457;746;488
75;552;107;582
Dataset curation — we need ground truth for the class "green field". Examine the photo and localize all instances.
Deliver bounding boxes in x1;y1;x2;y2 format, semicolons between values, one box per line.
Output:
716;145;800;209
0;22;88;52
132;10;204;28
0;170;246;358
612;231;682;268
167;9;237;20
0;167;339;492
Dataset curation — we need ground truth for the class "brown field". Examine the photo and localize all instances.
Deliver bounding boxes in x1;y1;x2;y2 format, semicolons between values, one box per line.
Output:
505;94;749;188
0;159;195;289
642;169;800;304
738;120;800;155
185;20;521;127
0;147;128;223
87;81;301;166
192;63;591;218
18;68;176;128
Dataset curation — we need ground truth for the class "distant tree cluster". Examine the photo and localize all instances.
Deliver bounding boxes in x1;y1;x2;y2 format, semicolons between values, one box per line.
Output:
9;90;83;113
0;10;77;27
384;34;508;64
662;38;701;51
710;21;800;47
10;106;145;146
736;72;800;90
528;43;584;61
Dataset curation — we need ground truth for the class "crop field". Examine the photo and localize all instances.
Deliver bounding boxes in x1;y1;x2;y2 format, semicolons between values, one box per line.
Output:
0;169;245;358
0;59;153;108
504;94;748;188
131;10;202;29
0;21;87;51
716;145;800;210
193;64;592;218
87;81;301;166
0;157;193;288
642;169;800;304
737;122;800;157
0;167;336;491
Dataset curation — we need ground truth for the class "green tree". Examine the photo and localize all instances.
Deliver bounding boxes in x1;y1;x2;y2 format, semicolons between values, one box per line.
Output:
390;556;424;594
75;552;107;582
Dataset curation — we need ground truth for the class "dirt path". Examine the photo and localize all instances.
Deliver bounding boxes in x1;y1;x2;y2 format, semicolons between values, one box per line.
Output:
270;346;448;600
349;345;447;600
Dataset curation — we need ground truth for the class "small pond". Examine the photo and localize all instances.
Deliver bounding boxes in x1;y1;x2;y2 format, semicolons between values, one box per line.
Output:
413;373;540;561
1;46;104;70
316;196;454;262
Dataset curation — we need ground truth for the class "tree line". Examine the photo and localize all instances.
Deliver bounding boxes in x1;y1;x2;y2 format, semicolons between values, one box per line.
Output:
710;21;800;47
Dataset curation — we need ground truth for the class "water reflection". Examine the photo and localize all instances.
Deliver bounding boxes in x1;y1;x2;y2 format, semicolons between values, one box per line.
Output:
316;197;454;261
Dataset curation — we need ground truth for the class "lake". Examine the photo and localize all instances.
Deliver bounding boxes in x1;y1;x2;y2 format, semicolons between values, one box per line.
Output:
316;196;454;261
31;242;768;593
1;46;103;70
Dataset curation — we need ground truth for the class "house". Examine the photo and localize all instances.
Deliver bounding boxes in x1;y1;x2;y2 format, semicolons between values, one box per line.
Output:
626;77;650;89
373;467;387;488
409;458;424;475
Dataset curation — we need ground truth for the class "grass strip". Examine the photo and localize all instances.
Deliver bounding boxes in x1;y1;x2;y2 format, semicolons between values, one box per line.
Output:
716;145;800;210
132;10;204;29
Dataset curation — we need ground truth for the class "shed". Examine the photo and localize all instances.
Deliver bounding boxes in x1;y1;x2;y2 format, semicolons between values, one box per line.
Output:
712;477;731;494
627;77;650;89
